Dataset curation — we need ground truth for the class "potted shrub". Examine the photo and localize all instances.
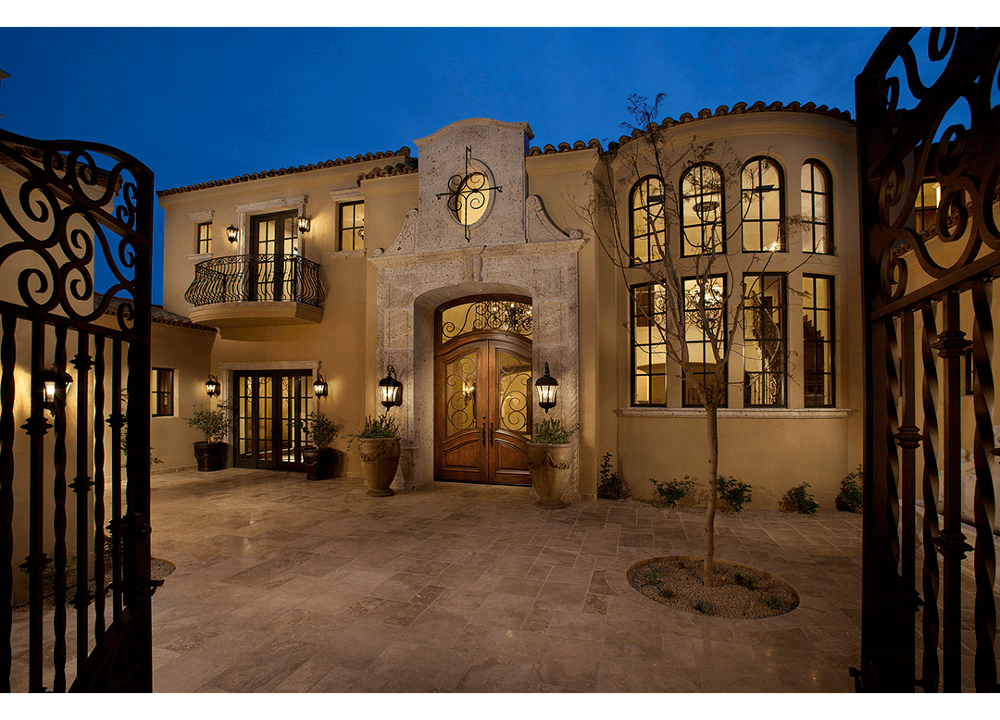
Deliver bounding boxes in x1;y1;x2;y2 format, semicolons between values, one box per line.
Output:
294;411;340;481
348;413;401;497
185;401;232;472
527;418;575;509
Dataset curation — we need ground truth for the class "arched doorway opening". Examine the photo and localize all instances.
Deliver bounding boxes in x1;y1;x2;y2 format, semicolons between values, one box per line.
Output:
434;295;533;485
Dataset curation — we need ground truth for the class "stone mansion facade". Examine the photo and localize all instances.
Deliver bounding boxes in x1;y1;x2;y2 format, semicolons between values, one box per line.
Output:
153;104;864;509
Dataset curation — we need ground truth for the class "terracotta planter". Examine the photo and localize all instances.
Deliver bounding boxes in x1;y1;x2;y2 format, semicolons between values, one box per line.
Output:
526;442;573;509
303;446;337;481
358;437;401;497
193;441;227;472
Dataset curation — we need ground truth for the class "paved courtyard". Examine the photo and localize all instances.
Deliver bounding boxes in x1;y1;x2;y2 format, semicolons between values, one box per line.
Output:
12;467;867;692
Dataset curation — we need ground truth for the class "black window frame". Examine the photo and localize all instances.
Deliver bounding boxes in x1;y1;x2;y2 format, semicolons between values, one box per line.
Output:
152;367;174;417
802;274;836;408
339;200;365;251
682;274;728;408
680;163;725;257
801;160;834;255
630;281;668;406
743;272;787;407
629;175;665;265
741;157;785;252
196;221;212;255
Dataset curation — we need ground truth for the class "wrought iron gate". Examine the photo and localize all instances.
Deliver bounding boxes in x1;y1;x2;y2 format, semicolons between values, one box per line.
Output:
856;28;1000;691
1;128;155;691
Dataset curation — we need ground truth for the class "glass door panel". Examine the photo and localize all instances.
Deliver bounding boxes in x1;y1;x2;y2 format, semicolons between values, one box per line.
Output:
233;370;311;471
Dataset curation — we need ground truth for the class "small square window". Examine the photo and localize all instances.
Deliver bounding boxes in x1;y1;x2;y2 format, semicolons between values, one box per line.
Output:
339;201;365;251
152;368;174;417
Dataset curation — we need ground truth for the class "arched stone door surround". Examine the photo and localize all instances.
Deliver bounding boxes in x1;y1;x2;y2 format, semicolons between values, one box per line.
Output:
370;229;585;499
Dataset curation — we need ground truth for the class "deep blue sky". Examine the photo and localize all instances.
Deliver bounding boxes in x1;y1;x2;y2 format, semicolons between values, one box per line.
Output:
0;27;890;304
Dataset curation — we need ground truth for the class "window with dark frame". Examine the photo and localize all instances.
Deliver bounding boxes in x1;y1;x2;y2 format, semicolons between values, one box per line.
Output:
630;283;668;406
801;161;833;254
197;222;212;255
681;163;725;257
683;275;727;407
915;179;941;234
802;274;836;407
339;201;365;251
152;368;174;417
741;157;784;252
743;272;787;407
629;176;665;264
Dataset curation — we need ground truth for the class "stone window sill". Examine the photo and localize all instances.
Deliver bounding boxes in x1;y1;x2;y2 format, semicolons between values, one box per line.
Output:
327;248;367;260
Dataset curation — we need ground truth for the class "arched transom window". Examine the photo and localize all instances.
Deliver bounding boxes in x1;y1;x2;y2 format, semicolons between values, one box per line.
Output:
801;160;833;254
681;163;724;256
630;176;665;264
741;157;784;252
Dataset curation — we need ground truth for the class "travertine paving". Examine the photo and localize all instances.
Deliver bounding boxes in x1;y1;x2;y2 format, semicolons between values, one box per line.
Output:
12;468;867;692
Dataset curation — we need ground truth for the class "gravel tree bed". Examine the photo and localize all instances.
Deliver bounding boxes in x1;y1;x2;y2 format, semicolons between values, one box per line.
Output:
627;556;799;619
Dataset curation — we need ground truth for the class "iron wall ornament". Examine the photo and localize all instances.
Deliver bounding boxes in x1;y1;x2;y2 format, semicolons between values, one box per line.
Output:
856;27;1000;693
0;127;155;691
440;299;533;343
436;146;503;241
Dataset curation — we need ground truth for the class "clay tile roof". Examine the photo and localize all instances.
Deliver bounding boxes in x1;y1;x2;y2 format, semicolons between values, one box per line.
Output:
94;293;217;332
156;147;415;197
600;100;854;152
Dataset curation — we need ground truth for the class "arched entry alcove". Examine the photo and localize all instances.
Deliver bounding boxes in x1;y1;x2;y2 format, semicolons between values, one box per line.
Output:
431;292;534;485
412;282;534;490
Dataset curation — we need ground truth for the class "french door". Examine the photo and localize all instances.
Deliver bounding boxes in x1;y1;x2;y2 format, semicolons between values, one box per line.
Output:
249;210;297;302
435;336;532;485
233;370;312;470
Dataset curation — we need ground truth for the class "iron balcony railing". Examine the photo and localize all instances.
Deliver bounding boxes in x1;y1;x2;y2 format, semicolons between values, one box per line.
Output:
184;254;326;308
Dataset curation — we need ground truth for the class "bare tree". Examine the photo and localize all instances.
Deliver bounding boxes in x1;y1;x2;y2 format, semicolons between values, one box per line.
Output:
580;93;787;587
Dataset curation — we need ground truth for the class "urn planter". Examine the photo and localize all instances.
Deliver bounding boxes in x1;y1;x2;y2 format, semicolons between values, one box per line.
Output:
303;446;338;481
193;441;227;472
358;437;401;497
526;441;573;509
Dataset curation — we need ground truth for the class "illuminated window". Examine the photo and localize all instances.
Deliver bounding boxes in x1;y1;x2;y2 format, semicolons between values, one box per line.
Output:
803;275;835;407
631;283;668;405
801;161;833;254
681;164;724;256
630;176;665;264
741;158;784;252
743;273;786;407
196;222;212;255
152;368;174;417
683;276;727;407
339;201;365;251
915;180;940;234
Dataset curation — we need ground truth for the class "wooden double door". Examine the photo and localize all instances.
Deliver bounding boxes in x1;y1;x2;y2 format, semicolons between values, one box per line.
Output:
435;334;532;485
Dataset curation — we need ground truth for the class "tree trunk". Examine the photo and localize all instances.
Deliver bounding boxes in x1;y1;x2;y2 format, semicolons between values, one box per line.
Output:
704;403;719;587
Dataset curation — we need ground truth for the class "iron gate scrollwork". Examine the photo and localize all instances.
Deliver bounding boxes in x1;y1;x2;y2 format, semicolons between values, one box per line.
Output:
856;27;1000;692
0;128;155;691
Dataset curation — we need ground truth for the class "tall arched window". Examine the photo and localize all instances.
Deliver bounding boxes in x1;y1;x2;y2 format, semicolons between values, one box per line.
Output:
681;163;724;256
801;160;833;254
630;176;665;264
741;157;784;252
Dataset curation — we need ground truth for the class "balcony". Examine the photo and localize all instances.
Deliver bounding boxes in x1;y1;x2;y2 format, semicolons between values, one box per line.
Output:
184;254;325;329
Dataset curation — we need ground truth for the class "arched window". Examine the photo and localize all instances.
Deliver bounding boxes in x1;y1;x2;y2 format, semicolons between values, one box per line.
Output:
741;157;784;252
630;176;665;264
681;163;724;256
801;161;833;254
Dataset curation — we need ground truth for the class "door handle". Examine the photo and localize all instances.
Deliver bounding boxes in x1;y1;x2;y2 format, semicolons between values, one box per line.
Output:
481;419;486;446
489;422;494;446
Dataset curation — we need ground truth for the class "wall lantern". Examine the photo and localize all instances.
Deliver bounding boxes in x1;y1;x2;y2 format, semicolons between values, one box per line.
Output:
205;374;221;397
378;364;403;409
535;362;558;413
226;225;238;244
42;365;73;412
298;216;311;234
314;373;328;398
